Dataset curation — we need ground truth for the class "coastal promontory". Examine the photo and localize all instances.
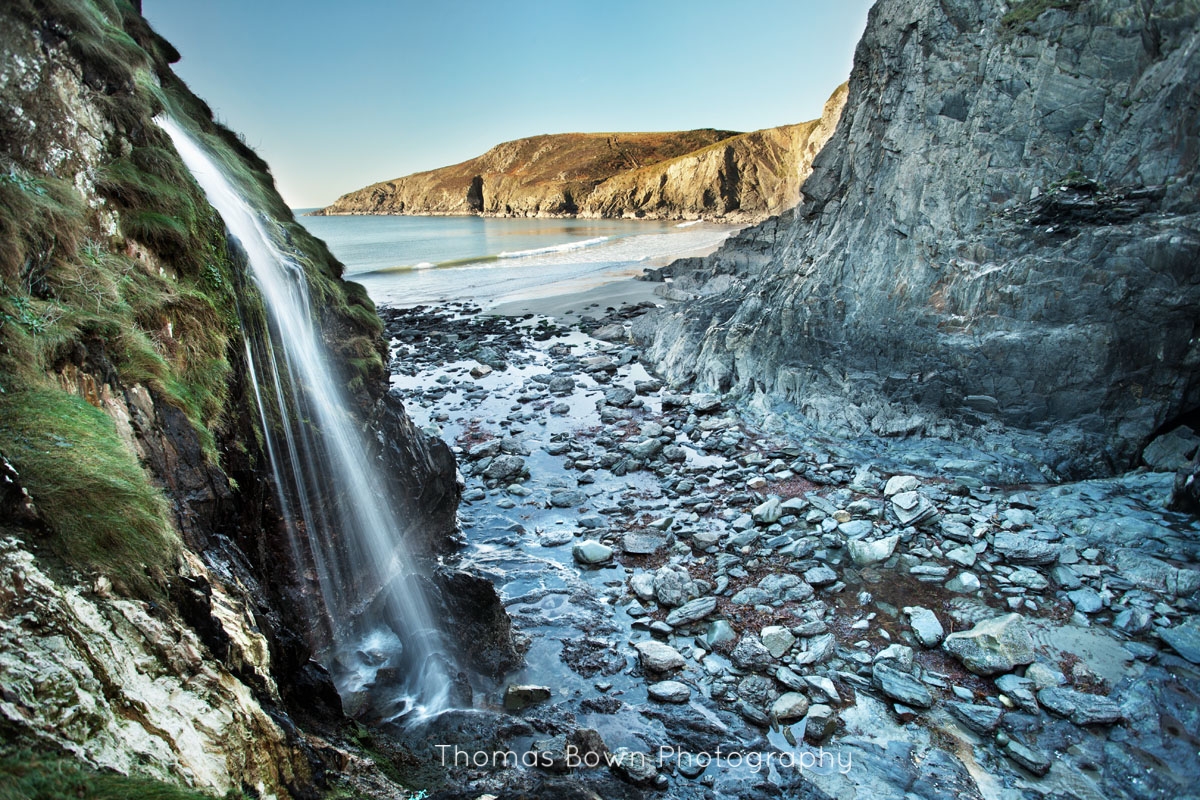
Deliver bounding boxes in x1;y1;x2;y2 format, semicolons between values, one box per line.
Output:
312;84;846;223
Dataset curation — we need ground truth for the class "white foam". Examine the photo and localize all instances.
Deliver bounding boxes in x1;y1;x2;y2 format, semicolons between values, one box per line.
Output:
675;219;703;228
498;236;609;258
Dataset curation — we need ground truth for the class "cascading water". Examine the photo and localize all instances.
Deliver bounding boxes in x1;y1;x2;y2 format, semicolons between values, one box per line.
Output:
157;116;451;719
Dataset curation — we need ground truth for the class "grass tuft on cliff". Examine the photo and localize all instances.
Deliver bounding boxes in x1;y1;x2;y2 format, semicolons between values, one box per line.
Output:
0;750;244;800
0;390;180;597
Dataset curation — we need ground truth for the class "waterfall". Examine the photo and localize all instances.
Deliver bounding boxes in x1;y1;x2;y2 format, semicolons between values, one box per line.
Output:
157;116;451;720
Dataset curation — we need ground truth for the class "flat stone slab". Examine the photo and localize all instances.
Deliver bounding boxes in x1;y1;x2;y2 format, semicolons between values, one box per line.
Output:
665;596;718;627
942;613;1035;675
1037;687;1123;725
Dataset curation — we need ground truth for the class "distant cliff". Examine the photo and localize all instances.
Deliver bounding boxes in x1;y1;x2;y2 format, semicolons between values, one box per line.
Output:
637;0;1200;479
313;85;846;223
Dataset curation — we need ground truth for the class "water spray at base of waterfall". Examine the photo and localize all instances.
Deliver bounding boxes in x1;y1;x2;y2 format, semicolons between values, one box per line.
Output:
157;114;452;721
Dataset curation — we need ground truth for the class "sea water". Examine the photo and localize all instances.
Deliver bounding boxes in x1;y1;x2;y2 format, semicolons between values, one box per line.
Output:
296;212;739;306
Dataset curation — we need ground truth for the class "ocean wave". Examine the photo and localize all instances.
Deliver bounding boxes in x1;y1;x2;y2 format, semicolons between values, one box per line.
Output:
675;220;703;228
498;236;610;259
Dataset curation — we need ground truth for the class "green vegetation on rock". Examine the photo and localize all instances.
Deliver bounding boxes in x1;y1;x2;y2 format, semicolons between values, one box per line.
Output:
0;750;240;800
0;389;179;597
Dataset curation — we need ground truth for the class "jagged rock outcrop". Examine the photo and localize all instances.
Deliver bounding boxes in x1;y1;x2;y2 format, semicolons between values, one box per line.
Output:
313;86;846;223
0;1;475;796
638;0;1200;478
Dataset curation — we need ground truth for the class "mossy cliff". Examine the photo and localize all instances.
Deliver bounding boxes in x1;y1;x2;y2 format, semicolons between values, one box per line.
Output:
0;1;459;797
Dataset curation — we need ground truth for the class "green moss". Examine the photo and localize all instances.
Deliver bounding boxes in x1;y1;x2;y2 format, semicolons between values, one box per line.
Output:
0;389;180;597
0;750;241;800
0;170;87;287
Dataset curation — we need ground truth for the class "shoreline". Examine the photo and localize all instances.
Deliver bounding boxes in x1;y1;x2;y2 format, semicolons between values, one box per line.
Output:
481;230;736;324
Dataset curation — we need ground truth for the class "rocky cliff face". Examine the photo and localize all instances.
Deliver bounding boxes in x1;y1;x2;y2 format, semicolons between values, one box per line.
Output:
639;0;1200;478
0;1;465;796
314;86;845;223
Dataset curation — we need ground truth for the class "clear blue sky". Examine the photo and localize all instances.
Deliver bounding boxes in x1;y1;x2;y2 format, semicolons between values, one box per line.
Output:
143;1;873;208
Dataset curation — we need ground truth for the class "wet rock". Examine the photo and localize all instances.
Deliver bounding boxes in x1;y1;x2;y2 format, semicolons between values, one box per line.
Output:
905;606;945;647
469;363;493;378
871;662;932;708
945;572;981;593
1004;740;1051;776
884;475;921;496
803;675;840;704
630;573;656;601
993;532;1060;565
551;488;587;508
847;534;900;566
731;635;775;670
1114;606;1154;635
573;540;614;565
665;596;718;627
548;375;576;394
738;674;778;707
648;680;691;703
1008;567;1049;591
609;747;658;785
1025;661;1066;690
628;438;665;460
995;674;1038;713
942;614;1035;675
504;684;552;711
1160;617;1200;664
603;386;635;407
730;587;772;606
1143;426;1200;470
622;532;665;555
705;620;738;649
635;640;685;673
804;565;838;587
803;704;838;742
1067;587;1104;613
874;644;915;671
531;735;570;771
653;566;698;607
760;626;796;658
1038;687;1123;725
839;519;874;539
689;393;721;413
944;545;977;567
752;497;783;525
433;569;522;678
771;692;810;722
892;491;938;526
483;454;527;481
737;701;770;727
946;702;1003;734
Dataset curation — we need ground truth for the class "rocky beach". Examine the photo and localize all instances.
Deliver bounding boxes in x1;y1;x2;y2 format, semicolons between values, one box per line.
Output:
375;295;1200;799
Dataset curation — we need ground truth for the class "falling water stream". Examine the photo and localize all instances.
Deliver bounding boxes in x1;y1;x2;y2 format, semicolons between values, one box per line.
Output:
157;116;451;720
